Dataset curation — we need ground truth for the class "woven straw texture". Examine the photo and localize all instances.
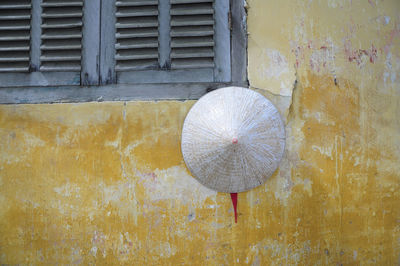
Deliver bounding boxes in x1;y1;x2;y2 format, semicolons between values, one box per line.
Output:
181;87;285;192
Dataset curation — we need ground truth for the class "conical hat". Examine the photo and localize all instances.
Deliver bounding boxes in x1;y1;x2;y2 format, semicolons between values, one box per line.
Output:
181;87;285;192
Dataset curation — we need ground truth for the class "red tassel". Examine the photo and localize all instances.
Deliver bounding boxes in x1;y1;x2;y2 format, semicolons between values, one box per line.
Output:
230;193;238;223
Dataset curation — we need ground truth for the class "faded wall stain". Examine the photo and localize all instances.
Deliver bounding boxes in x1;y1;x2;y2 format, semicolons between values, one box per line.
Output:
1;0;400;265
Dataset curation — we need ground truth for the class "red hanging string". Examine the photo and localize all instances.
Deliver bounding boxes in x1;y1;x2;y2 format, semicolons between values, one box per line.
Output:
230;193;238;223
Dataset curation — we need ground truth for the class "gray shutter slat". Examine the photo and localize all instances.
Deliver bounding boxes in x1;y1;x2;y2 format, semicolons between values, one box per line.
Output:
116;0;158;7
116;39;158;49
0;24;30;30
116;60;159;71
171;37;214;48
0;5;31;10
116;7;158;17
171;26;213;37
171;58;214;69
42;30;82;40
115;0;159;71
39;63;81;71
41;1;83;7
170;6;213;15
116;49;158;60
40;0;83;72
116;28;158;38
0;15;31;20
0;33;30;41
41;43;82;50
0;54;29;62
171;47;214;58
42;11;83;19
170;0;215;70
0;44;30;51
171;15;214;26
171;0;213;3
41;20;83;28
0;0;31;72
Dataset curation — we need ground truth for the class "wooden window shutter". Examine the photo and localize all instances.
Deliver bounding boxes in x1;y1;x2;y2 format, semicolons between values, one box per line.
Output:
100;0;230;85
170;0;215;70
40;0;83;72
0;0;233;90
170;0;230;82
0;0;31;73
115;0;159;71
0;0;246;103
0;0;100;87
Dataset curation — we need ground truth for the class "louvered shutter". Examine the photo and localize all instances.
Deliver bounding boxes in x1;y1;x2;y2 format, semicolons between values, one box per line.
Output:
115;0;159;71
0;0;31;73
40;0;83;72
101;0;230;85
0;0;99;88
0;0;233;90
170;0;214;70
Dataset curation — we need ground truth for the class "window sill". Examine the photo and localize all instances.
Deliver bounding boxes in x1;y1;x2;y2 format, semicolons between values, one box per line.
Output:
0;81;248;104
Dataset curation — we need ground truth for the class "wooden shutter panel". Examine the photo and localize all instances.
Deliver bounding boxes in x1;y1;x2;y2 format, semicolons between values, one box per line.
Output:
0;0;100;87
102;0;230;84
115;0;159;71
170;0;214;70
40;0;83;71
170;0;231;82
0;0;31;72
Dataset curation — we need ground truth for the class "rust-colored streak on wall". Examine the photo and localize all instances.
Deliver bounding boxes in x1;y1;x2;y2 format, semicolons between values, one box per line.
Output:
1;0;400;264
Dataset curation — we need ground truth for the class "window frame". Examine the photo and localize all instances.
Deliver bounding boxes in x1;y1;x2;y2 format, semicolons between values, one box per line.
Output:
0;0;247;104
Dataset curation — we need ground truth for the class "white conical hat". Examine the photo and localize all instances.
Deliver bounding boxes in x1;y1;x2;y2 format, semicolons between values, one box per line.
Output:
181;87;285;192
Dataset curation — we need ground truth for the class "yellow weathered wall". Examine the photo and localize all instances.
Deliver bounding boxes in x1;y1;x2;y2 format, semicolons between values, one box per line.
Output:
1;0;399;264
